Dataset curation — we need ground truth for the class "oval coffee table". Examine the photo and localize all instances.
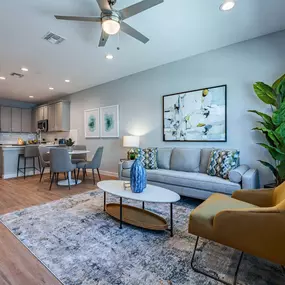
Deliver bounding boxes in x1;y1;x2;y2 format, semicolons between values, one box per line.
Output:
97;180;180;236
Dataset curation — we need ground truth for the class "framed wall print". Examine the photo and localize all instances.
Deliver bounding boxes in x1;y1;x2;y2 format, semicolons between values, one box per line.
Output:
100;105;119;138
163;85;227;142
84;108;100;138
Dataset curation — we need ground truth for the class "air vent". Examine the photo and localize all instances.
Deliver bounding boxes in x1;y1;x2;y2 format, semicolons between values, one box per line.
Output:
10;72;24;78
43;31;65;44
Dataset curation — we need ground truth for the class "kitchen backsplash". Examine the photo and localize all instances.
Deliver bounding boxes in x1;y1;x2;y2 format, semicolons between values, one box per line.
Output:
0;133;36;144
41;129;78;144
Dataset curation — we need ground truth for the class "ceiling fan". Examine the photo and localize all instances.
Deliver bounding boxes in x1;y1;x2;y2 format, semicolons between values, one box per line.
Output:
54;0;164;47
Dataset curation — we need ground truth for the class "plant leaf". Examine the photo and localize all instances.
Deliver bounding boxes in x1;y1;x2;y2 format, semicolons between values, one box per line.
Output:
275;122;285;139
248;110;274;129
277;160;285;180
253;82;277;106
258;160;278;178
272;101;285;126
272;74;285;91
258;143;285;161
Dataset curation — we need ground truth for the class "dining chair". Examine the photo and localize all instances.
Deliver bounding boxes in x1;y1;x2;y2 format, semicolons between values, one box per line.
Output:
17;145;41;179
38;146;50;182
71;145;87;164
77;146;103;185
49;148;77;190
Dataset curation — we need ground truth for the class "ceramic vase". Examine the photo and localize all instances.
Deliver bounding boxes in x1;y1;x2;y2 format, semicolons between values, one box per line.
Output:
130;158;147;193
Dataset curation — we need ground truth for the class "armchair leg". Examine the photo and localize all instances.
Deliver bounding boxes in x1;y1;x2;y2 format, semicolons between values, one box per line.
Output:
97;168;101;181
191;236;243;285
92;169;96;185
49;173;55;190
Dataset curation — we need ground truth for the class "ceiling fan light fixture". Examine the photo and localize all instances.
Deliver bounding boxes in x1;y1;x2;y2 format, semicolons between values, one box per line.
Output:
102;19;120;35
220;0;235;11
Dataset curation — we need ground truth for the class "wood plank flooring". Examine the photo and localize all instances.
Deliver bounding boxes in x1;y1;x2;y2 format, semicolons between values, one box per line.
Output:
0;173;115;285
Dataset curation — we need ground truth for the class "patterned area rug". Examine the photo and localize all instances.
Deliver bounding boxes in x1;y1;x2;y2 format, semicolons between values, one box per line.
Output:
0;190;284;285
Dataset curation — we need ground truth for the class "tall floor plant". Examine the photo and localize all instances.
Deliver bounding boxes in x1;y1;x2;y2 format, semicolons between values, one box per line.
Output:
249;74;285;185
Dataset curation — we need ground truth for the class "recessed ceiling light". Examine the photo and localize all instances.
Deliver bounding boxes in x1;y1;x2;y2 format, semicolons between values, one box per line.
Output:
65;79;70;83
49;87;54;90
29;95;34;98
21;67;28;72
0;76;6;80
106;54;114;60
220;0;235;11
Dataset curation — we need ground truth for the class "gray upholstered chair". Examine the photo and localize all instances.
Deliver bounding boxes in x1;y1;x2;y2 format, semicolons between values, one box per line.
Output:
17;145;41;179
71;145;87;164
77;146;103;185
49;148;77;190
38;146;50;182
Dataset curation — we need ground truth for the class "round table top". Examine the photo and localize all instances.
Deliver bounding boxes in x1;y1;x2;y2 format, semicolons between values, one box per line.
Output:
68;150;90;155
97;180;181;203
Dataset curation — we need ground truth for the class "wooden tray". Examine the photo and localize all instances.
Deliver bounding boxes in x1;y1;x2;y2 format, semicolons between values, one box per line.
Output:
106;203;168;231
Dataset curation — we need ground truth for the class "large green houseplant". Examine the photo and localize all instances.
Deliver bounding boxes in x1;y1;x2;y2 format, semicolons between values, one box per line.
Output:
249;74;285;185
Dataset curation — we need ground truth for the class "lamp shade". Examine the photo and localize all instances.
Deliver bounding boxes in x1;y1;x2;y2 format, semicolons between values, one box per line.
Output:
123;136;140;148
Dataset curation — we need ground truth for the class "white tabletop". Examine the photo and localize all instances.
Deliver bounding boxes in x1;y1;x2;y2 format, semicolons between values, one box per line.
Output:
68;150;90;155
97;180;180;203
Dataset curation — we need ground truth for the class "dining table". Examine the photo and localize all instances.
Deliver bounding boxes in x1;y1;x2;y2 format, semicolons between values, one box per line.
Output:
50;149;90;186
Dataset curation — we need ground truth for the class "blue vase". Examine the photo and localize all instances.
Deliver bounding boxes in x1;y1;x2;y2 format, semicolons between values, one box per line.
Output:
130;159;147;193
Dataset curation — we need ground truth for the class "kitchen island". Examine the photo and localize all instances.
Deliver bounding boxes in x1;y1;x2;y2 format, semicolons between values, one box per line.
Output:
0;145;58;179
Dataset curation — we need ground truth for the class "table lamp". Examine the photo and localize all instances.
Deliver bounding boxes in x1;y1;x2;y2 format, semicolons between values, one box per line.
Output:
123;136;140;160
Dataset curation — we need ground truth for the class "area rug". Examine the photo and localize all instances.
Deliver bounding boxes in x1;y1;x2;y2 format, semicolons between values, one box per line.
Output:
0;190;284;285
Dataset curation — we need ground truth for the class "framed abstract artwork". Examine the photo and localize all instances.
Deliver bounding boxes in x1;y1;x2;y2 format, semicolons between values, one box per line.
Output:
84;108;100;138
100;105;119;138
163;85;227;142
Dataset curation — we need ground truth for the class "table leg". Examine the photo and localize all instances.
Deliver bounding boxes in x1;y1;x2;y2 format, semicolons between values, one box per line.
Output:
103;192;106;212
120;197;123;229
142;201;145;210
170;203;173;237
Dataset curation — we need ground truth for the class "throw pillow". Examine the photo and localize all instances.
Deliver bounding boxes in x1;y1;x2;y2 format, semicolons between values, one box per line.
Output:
207;149;240;179
143;148;158;169
134;147;158;169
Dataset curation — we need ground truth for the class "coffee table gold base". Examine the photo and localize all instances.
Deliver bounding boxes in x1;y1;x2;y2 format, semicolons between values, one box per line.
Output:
106;203;168;231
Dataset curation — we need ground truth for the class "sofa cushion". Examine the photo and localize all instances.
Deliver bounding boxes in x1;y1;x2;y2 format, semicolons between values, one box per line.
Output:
143;148;158;169
200;148;214;173
157;148;172;169
170;148;200;173
207;149;240;179
121;168;241;195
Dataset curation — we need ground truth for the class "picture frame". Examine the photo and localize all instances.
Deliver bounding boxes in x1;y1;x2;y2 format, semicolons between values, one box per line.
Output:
100;105;120;138
163;85;227;142
84;108;100;138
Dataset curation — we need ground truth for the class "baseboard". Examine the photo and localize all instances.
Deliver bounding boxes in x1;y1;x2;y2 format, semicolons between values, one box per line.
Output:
2;169;118;179
86;169;118;178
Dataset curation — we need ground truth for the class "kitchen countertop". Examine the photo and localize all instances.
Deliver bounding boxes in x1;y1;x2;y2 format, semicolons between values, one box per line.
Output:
0;144;60;149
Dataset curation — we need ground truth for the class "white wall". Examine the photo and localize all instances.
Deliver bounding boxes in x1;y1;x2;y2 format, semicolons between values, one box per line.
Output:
65;30;285;185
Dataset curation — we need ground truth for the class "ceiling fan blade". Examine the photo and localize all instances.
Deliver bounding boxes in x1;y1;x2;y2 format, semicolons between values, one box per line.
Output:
120;22;149;44
119;0;164;20
96;0;111;12
98;30;109;47
55;15;101;22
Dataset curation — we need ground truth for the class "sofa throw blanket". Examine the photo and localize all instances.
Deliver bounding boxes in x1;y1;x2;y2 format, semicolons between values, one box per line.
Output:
207;149;240;179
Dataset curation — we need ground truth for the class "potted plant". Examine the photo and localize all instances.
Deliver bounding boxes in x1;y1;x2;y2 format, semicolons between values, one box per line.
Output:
66;138;75;151
249;73;285;186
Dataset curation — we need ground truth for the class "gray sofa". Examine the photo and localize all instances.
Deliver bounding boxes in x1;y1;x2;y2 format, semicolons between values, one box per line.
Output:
118;148;259;200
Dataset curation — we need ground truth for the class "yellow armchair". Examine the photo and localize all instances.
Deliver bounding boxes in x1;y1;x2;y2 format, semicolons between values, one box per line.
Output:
188;183;285;285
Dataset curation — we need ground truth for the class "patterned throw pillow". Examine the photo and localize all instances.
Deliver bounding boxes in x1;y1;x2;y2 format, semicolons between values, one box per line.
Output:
134;147;158;169
207;149;240;179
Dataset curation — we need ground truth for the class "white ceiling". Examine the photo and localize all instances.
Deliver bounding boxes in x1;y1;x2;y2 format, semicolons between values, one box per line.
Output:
0;0;285;103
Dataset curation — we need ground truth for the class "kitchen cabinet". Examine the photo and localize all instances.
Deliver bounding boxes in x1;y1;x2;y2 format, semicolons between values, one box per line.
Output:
35;105;48;121
48;104;55;132
21;108;32;133
54;101;70;131
0;106;12;132
11;108;22;132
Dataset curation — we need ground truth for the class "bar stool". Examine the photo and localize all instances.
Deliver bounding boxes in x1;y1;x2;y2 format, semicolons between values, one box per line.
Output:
17;145;41;179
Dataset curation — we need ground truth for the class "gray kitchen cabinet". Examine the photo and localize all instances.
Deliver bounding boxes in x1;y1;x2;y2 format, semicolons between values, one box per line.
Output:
31;108;37;132
54;101;70;131
43;105;48;120
35;107;43;122
21;108;32;133
48;104;55;132
0;106;12;132
11;108;22;132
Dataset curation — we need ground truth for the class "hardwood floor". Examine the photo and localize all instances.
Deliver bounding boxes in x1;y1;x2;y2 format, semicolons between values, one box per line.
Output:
0;173;115;285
